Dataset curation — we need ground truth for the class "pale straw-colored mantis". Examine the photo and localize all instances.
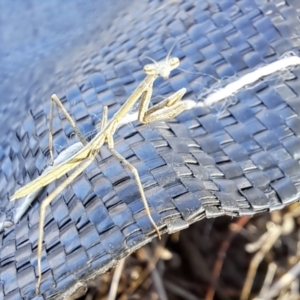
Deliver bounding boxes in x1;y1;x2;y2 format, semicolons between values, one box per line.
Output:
10;51;188;294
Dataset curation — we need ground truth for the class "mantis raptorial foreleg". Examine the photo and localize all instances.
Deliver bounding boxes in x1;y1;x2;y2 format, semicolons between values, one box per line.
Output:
141;87;187;123
49;94;88;164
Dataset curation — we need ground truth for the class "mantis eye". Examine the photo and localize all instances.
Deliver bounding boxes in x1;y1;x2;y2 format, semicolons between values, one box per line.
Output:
169;57;180;69
143;64;156;74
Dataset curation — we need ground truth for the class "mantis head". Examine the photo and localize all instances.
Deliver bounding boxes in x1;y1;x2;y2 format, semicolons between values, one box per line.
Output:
143;56;180;80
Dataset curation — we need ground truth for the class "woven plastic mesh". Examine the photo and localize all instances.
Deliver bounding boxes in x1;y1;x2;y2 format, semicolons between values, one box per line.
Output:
1;0;300;299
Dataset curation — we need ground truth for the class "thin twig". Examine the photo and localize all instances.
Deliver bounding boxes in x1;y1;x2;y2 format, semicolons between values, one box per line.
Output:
260;260;300;299
119;243;165;299
108;258;126;300
205;216;250;300
241;222;282;300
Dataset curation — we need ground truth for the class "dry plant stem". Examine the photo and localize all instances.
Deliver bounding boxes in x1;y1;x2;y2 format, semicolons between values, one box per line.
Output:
205;216;250;300
240;223;282;300
260;260;300;299
151;267;168;300
164;280;199;300
150;249;168;300
10;54;188;294
254;262;277;300
289;280;300;300
108;258;126;300
249;209;300;300
119;244;165;300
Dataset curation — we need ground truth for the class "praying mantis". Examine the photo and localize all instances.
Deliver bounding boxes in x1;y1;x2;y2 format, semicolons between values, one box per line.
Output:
10;51;188;294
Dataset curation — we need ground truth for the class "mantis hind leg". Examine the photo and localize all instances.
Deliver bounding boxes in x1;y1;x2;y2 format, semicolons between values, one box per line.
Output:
35;158;93;294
